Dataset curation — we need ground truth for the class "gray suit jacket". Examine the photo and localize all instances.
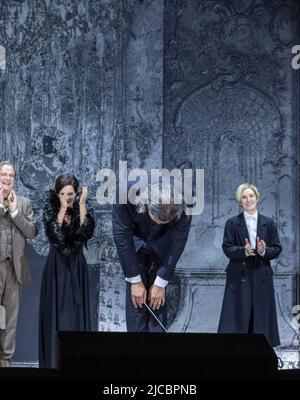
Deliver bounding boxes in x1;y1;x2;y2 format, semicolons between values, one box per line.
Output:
0;196;39;284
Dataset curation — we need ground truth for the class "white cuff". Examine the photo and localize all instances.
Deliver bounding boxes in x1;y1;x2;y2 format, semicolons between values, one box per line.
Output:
10;209;18;218
258;249;265;257
154;276;168;288
125;274;142;284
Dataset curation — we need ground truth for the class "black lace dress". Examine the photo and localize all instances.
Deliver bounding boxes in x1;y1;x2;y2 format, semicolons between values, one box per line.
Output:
39;192;95;368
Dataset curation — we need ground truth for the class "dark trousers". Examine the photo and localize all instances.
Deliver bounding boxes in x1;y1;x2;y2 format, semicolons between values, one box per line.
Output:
126;248;167;332
247;255;255;334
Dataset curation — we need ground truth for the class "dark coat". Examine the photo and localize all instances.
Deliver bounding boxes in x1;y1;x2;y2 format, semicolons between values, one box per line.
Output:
218;212;282;347
112;203;191;281
39;192;95;368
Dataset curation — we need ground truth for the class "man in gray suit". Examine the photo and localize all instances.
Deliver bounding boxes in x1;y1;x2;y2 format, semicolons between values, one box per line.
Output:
0;161;38;367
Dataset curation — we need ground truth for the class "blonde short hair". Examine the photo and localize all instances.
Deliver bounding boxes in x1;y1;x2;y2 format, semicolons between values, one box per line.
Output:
236;183;260;203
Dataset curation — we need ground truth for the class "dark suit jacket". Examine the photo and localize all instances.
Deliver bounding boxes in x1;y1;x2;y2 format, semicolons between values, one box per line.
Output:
0;196;39;284
218;212;282;346
112;203;191;281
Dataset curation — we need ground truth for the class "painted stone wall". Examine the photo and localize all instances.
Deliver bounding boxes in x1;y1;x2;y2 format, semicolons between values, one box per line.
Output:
0;0;298;367
0;0;164;363
164;0;299;365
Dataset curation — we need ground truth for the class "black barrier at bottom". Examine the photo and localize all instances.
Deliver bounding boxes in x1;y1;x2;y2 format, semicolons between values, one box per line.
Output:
55;331;278;380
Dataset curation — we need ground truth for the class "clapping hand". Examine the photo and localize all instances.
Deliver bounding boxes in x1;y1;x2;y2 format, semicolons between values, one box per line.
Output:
244;238;255;256
0;184;3;205
256;236;266;254
79;186;88;205
59;195;69;211
8;189;18;213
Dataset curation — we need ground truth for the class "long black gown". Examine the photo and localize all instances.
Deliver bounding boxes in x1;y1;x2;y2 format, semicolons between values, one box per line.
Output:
39;193;95;368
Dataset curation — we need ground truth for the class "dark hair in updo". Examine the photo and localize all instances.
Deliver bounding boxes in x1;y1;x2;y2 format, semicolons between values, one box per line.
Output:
48;174;79;208
54;174;79;194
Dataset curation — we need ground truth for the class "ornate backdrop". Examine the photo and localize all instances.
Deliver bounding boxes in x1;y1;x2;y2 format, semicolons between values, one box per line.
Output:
0;0;299;368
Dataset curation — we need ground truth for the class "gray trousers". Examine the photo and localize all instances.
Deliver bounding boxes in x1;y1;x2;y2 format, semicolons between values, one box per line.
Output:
0;259;20;367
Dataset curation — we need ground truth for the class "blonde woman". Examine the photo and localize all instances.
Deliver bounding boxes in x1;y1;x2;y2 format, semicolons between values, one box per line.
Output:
218;183;282;347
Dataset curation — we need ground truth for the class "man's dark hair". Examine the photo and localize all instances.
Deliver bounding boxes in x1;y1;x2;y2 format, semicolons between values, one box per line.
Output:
136;181;185;222
148;202;184;223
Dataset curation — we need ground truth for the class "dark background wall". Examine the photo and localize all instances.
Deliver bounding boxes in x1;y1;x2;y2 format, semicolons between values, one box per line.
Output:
0;0;299;367
163;0;299;360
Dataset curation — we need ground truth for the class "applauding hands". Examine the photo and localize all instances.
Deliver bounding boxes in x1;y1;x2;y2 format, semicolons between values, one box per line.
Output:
79;186;88;205
256;236;266;254
0;186;18;213
244;236;266;256
244;238;255;256
57;184;88;226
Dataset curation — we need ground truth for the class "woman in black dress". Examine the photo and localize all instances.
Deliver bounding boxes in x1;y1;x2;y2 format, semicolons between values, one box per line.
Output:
39;174;95;368
218;183;282;347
